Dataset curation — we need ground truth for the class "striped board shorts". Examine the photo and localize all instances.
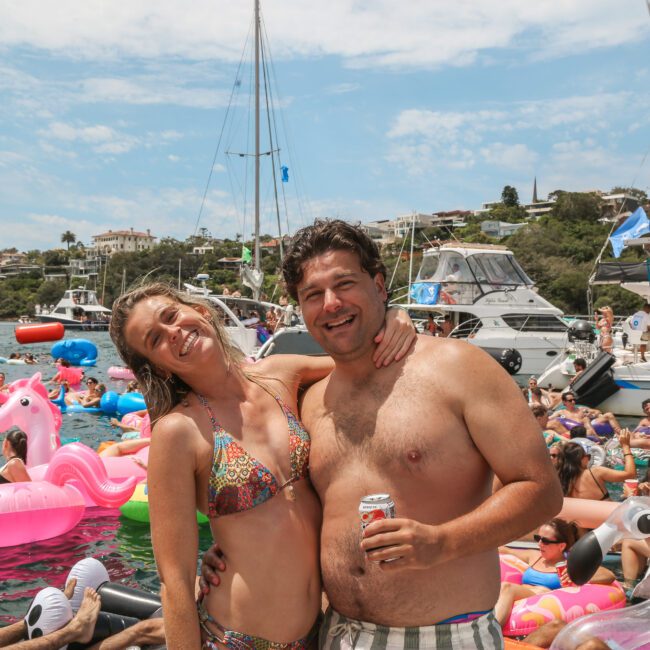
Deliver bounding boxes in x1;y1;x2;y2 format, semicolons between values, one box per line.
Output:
319;608;503;650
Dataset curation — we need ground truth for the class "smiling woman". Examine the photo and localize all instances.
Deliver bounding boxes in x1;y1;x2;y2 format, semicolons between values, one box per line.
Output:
109;284;244;422
108;281;415;649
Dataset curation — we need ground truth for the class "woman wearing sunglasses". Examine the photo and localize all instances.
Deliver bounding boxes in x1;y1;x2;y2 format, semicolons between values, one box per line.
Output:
494;518;615;626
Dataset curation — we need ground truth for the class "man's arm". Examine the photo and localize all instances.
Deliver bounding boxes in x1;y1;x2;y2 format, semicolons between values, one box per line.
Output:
0;621;27;647
3;588;101;650
445;347;563;552
87;618;165;650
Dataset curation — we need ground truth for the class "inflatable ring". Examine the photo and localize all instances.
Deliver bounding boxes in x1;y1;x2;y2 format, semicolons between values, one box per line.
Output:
108;366;136;381
120;482;209;525
51;339;98;367
570;438;606;467
499;554;625;638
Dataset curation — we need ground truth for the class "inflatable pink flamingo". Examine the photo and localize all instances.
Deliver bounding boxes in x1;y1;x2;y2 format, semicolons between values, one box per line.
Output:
0;372;62;466
0;442;137;548
0;373;147;494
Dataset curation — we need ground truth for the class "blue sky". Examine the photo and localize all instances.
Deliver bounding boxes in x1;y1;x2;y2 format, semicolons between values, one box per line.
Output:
1;0;650;251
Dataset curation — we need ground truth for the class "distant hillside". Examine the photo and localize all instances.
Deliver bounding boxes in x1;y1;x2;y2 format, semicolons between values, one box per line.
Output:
1;190;649;319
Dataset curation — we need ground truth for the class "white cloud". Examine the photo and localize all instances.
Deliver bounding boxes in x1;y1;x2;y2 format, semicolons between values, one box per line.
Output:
325;82;360;95
38;121;139;155
0;1;647;70
385;91;646;178
480;143;538;170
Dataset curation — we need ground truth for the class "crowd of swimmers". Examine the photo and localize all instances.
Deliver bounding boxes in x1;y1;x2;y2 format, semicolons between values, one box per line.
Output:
527;381;650;594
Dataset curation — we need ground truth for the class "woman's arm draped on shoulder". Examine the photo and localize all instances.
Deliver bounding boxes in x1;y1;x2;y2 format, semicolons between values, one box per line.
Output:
256;354;334;393
148;413;202;650
373;306;417;367
438;343;563;562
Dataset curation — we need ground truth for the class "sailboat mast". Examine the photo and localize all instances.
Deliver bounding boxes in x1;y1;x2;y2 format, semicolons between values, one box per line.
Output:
254;0;261;275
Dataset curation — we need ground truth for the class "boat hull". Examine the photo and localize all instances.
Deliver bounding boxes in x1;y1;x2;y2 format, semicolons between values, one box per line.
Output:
38;315;109;331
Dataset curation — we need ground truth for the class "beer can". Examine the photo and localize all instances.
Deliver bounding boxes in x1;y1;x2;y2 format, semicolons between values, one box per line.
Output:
359;494;395;531
555;561;573;587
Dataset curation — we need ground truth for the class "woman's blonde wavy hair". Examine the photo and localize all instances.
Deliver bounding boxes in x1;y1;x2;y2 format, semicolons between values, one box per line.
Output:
109;282;245;422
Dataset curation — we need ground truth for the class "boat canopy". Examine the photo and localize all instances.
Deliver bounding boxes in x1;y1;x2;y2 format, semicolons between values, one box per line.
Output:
419;251;532;287
592;261;650;284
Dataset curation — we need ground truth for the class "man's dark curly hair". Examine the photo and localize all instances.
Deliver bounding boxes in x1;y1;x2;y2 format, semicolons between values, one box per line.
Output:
281;219;387;301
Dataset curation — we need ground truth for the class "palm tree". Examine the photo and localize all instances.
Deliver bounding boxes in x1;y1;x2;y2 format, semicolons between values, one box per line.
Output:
61;231;77;250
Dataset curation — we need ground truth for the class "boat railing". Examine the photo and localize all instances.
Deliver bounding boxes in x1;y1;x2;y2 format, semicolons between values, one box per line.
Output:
450;315;569;339
449;318;483;338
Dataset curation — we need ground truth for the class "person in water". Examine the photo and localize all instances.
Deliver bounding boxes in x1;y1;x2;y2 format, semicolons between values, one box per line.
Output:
0;431;31;484
205;220;562;650
555;432;636;500
551;391;621;439
494;518;615;627
110;282;415;650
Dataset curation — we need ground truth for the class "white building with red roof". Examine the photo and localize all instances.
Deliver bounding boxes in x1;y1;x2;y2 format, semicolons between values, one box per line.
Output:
92;227;156;255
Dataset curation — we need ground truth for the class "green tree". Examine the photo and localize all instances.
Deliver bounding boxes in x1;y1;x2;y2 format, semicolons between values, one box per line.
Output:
551;192;602;222
610;187;648;204
61;231;76;250
501;185;520;207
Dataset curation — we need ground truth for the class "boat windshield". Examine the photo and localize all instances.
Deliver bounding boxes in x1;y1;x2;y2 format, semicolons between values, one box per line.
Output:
429;254;472;283
417;253;440;280
466;254;532;286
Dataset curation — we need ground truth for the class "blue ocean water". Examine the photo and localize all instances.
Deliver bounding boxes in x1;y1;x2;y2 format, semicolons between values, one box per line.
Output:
0;322;213;624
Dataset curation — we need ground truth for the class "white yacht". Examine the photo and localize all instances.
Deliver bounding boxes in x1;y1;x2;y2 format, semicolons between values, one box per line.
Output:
400;243;568;375
36;288;111;330
537;255;650;416
183;282;303;357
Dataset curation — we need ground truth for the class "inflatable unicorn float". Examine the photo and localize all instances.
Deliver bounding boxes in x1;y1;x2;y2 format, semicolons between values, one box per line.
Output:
0;373;143;547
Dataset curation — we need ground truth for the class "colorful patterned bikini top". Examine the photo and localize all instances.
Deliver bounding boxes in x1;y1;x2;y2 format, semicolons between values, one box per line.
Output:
197;390;311;519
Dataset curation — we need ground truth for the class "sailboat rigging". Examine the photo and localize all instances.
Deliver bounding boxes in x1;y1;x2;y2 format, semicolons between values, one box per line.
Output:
194;0;297;300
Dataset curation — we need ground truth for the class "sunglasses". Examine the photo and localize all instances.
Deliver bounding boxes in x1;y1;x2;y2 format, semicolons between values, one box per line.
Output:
564;398;576;403
549;453;559;458
534;534;562;545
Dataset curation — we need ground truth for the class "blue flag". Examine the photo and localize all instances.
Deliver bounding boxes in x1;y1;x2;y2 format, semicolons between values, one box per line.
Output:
609;207;650;258
409;282;440;305
281;166;289;183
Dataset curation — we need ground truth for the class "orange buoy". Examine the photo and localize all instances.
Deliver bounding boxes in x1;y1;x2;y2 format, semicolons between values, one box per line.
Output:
15;322;65;344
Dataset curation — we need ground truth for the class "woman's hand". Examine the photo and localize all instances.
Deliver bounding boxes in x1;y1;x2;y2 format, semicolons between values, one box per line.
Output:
618;428;631;449
373;307;417;368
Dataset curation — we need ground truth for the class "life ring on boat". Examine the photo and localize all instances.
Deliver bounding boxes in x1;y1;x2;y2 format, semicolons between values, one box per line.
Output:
499;554;625;637
107;366;136;381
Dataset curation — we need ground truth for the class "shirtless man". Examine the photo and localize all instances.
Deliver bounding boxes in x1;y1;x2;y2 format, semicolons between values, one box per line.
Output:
285;220;561;648
201;221;562;647
552;391;621;438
